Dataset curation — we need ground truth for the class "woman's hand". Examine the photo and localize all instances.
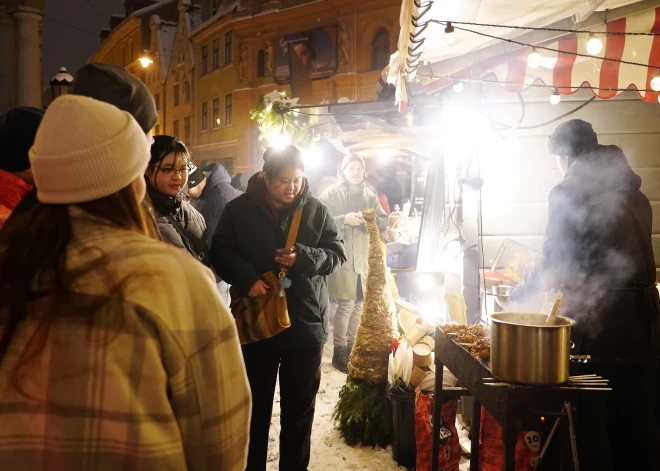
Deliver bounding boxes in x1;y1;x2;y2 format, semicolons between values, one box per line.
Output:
344;212;364;226
275;247;297;267
248;280;270;297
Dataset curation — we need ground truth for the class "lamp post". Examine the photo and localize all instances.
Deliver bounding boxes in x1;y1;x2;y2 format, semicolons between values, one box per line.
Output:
50;66;74;102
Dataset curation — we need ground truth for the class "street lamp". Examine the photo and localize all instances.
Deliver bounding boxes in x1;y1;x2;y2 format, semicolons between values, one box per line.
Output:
50;66;74;102
139;50;154;68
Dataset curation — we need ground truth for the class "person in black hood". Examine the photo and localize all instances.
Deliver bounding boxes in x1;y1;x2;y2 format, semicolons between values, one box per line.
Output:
211;145;346;471
189;163;241;247
512;119;660;470
146;136;208;265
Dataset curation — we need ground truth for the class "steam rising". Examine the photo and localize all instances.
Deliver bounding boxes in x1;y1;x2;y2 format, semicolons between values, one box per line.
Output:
514;144;653;347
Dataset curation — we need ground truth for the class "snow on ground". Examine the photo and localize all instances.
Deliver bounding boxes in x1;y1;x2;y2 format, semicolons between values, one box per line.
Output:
266;339;406;471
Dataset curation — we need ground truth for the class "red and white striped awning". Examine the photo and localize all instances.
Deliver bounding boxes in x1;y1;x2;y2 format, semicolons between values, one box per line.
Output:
420;6;660;102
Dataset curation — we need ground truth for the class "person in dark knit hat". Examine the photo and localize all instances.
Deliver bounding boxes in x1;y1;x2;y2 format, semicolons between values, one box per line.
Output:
0;106;43;229
513;119;660;470
318;154;388;373
1;63;159;233
71;63;158;137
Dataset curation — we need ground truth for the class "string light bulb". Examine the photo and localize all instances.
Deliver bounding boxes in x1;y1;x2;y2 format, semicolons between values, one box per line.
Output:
452;80;464;93
586;34;603;55
527;48;541;68
443;22;456;45
650;72;660;92
549;89;561;105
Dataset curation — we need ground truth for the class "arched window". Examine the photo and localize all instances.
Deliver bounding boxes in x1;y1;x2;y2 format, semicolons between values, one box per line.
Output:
371;28;390;71
256;49;265;78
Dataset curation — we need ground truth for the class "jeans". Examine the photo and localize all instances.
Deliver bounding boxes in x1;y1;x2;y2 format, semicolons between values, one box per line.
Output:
333;299;364;348
241;343;323;471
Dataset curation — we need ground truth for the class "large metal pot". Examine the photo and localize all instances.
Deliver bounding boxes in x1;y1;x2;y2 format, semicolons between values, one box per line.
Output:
490;312;576;385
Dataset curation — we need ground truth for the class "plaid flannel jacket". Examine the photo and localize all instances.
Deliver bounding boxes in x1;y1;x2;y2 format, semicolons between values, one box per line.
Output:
0;210;251;470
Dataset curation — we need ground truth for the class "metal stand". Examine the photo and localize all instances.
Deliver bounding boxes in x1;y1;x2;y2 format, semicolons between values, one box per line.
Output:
537;402;580;471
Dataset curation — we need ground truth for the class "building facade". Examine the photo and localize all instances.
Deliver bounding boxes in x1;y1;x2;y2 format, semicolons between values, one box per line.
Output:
90;0;399;173
0;0;46;114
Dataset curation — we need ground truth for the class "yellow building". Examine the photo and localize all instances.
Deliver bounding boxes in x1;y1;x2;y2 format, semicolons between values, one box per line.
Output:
89;0;180;137
89;0;399;174
191;0;400;173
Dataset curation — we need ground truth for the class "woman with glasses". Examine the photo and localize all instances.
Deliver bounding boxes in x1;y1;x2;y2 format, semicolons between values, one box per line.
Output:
146;135;209;264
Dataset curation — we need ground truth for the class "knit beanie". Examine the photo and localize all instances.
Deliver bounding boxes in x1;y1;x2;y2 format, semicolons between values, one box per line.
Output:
29;95;150;204
548;119;598;158
341;154;365;172
71;63;158;134
0;106;44;172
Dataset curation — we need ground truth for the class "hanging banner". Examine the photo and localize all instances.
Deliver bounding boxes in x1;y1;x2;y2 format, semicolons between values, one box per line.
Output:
275;28;337;83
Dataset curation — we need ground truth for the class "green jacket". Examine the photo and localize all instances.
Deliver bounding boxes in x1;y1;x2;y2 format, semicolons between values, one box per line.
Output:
319;181;388;300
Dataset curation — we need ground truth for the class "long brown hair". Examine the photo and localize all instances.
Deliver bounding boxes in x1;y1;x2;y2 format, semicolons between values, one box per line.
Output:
0;179;160;384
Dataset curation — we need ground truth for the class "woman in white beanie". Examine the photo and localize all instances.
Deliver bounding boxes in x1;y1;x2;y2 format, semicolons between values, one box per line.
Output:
0;95;251;471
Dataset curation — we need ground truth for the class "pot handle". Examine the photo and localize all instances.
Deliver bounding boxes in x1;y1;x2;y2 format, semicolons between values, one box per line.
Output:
570;355;591;363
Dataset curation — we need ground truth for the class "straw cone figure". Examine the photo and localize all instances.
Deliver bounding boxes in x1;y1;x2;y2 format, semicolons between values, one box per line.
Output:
347;208;397;382
332;208;397;446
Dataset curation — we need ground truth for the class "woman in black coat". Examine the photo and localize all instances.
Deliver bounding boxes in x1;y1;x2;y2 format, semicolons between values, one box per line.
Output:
146;135;209;264
513;119;660;470
211;145;346;471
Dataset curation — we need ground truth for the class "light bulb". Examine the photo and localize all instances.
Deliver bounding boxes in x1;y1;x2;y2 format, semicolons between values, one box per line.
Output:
527;48;541;69
657;95;660;103
452;80;464;93
139;56;153;68
443;22;456;45
586;34;603;55
270;131;290;149
650;72;660;92
549;89;561;105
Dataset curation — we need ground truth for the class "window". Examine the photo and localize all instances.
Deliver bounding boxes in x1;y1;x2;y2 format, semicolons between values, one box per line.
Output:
155;124;160;135
154;93;160;110
184;80;191;103
122;46;126;66
212;98;220;128
224;94;232;126
173;84;180;106
173;119;180;139
222;157;234;176
371;29;391;71
224;31;233;65
256;49;265;77
201;102;208;131
202;45;209;75
212;38;220;70
184;117;191;144
129;40;134;62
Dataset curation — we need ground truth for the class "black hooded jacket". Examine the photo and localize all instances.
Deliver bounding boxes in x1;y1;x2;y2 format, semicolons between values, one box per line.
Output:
515;145;660;360
147;185;208;263
191;164;241;247
211;173;346;350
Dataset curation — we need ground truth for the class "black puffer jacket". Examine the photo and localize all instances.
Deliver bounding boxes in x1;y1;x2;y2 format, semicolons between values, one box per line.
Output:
515;145;660;360
191;164;241;247
211;173;346;350
147;185;208;262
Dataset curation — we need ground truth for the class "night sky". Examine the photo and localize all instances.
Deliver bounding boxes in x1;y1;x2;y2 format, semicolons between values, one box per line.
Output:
42;0;124;89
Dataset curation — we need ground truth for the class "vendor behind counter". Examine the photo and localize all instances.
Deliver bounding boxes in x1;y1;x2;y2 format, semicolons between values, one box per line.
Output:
511;119;660;471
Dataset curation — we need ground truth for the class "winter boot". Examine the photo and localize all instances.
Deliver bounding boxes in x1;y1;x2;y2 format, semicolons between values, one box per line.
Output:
346;341;354;359
332;345;349;374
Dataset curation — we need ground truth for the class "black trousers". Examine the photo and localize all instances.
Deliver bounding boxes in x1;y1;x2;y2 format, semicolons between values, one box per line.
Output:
242;343;323;471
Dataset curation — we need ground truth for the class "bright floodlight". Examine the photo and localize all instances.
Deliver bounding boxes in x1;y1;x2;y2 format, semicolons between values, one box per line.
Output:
270;131;290;149
139;53;153;68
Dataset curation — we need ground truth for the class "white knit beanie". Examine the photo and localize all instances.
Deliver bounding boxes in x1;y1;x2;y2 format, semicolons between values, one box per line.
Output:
29;94;150;204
